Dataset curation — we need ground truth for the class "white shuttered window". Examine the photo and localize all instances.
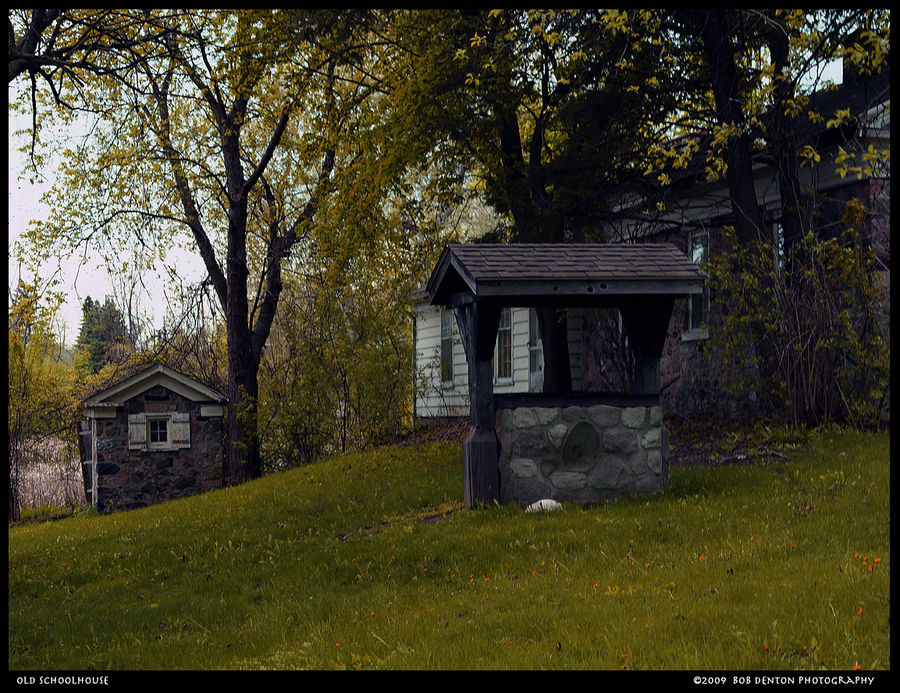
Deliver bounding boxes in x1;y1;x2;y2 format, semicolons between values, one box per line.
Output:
170;413;191;448
128;413;191;451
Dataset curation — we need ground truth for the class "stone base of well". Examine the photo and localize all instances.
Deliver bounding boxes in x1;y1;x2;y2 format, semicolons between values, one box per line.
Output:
496;401;668;506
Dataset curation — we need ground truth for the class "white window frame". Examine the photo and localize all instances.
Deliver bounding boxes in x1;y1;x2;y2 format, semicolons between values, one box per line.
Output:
528;308;543;392
147;416;171;450
683;230;710;341
129;412;191;452
494;307;513;384
440;308;454;386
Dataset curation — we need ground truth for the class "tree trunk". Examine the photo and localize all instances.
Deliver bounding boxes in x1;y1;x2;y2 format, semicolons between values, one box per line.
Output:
495;105;574;393
223;190;263;484
225;333;262;484
766;17;807;255
224;258;258;483
536;307;573;393
224;333;263;485
695;10;789;415
699;10;767;245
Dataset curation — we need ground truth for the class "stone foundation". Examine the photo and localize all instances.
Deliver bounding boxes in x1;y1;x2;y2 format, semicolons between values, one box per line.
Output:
496;403;668;505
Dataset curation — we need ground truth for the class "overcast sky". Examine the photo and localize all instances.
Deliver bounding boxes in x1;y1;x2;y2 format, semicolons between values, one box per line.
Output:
8;99;204;346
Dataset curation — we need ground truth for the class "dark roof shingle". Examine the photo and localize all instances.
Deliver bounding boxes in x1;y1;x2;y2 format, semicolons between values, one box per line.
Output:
447;243;705;280
426;243;706;305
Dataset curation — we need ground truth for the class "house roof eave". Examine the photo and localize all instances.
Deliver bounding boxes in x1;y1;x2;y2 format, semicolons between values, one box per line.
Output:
82;364;227;408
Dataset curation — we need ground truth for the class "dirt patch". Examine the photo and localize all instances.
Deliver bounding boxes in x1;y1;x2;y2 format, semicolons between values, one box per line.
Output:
665;415;800;466
402;419;469;446
337;501;464;540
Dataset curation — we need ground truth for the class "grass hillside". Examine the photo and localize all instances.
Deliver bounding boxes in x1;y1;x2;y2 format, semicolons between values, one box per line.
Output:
8;426;890;670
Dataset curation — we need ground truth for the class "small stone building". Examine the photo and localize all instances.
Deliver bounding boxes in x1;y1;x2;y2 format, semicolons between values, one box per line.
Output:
78;364;226;513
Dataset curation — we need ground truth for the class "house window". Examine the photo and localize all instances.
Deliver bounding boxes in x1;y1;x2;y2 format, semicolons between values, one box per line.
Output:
148;418;169;447
528;308;543;391
440;308;454;385
687;231;710;335
128;412;191;451
495;308;512;382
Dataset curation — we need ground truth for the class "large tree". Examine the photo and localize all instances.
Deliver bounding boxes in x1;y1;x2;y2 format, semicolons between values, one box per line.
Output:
616;9;891;423
389;9;678;392
11;9;388;484
618;9;890;249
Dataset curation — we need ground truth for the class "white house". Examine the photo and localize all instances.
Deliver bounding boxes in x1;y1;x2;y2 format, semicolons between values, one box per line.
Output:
413;300;585;418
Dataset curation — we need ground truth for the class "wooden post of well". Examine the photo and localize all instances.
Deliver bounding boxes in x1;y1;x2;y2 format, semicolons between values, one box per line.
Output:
454;299;502;508
620;297;675;395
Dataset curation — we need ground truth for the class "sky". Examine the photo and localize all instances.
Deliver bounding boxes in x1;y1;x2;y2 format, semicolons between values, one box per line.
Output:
8;98;204;346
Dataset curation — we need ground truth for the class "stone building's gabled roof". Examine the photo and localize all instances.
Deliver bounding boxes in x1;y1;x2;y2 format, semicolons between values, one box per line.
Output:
83;364;226;408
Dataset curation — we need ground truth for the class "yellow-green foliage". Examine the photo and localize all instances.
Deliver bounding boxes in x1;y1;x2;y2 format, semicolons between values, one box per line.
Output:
704;204;889;427
8;283;75;520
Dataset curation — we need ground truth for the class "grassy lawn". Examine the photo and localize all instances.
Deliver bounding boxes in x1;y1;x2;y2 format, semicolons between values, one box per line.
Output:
8;426;889;670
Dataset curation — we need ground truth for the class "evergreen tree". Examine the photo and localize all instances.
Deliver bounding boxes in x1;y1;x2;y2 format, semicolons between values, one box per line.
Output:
74;296;128;375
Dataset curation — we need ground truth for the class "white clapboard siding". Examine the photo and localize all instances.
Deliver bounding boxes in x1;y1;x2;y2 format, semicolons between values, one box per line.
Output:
414;302;468;417
413;302;585;418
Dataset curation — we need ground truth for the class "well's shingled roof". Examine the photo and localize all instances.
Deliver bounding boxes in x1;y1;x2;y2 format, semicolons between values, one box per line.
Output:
425;243;707;306
444;243;705;280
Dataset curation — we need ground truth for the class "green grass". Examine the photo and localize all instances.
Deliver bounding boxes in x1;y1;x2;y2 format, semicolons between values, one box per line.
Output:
8;427;889;670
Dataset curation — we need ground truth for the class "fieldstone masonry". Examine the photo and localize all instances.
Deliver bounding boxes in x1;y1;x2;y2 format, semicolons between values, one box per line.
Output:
92;385;223;512
497;403;668;505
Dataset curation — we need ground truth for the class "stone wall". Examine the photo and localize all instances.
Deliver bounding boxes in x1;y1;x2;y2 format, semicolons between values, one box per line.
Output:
496;403;668;505
658;298;761;418
92;385;224;513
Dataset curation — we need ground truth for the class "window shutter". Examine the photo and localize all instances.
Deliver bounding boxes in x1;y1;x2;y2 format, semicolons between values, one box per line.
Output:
170;413;191;449
128;414;147;450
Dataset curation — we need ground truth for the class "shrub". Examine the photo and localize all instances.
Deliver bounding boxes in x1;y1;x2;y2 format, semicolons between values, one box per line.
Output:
704;201;889;428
